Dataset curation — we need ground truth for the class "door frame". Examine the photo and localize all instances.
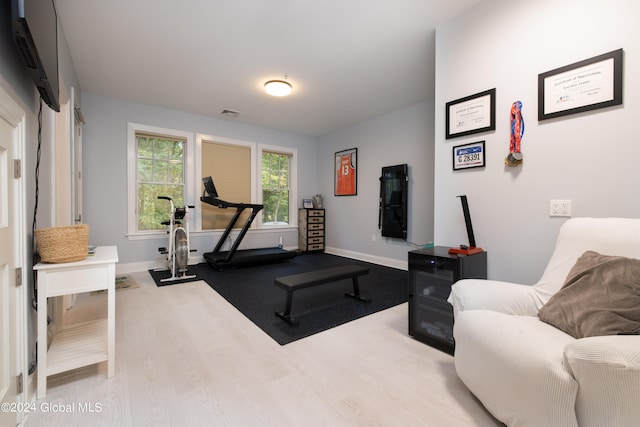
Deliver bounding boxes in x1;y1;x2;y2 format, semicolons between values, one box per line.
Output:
0;81;28;424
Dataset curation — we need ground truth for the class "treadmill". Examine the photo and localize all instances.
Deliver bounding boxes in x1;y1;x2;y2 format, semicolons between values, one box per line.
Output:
200;176;297;270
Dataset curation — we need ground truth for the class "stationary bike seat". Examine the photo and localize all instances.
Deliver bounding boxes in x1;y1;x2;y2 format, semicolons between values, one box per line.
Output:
174;207;187;220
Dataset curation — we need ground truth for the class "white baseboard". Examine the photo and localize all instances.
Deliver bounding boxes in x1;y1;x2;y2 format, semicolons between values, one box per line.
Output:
116;256;206;275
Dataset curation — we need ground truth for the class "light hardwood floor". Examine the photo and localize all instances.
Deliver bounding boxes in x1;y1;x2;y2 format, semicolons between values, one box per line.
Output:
25;270;503;427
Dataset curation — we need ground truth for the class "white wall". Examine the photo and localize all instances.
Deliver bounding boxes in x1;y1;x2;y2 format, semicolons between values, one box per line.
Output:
435;0;640;283
317;101;435;268
81;93;318;267
83;95;435;270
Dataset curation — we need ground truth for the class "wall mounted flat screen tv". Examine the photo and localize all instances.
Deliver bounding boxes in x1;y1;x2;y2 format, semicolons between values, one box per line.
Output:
12;0;60;112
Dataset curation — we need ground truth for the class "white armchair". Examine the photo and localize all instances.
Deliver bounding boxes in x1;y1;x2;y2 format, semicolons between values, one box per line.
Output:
447;218;640;427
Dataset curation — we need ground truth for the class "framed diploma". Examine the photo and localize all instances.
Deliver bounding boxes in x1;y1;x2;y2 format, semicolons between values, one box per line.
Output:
538;49;623;121
446;89;496;139
334;148;357;196
453;141;485;170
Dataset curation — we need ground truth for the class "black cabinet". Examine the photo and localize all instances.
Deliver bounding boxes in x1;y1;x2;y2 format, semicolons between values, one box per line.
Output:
408;246;487;354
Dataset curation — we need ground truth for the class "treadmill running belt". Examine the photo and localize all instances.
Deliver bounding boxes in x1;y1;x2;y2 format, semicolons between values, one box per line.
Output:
203;247;297;270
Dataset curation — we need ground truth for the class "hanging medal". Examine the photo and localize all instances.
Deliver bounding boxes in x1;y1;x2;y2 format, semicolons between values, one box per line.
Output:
505;101;524;166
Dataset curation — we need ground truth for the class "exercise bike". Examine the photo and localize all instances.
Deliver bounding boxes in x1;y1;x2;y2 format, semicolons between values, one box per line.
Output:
157;196;196;282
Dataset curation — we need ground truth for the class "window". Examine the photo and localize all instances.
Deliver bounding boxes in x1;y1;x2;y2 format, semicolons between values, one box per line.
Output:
128;127;296;237
198;137;297;229
136;133;186;231
127;123;194;236
260;149;295;226
258;145;297;227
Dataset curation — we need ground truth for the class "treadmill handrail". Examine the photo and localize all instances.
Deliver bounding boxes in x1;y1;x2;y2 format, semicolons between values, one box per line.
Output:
200;195;264;261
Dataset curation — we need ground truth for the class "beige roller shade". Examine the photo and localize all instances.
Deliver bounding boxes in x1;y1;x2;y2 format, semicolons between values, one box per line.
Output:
201;140;252;230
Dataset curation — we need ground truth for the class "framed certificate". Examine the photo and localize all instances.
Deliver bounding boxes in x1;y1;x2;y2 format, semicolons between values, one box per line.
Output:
453;141;485;170
538;49;623;120
446;89;496;139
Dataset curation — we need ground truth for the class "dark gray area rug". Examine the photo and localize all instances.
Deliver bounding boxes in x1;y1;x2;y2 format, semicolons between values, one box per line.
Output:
149;253;408;345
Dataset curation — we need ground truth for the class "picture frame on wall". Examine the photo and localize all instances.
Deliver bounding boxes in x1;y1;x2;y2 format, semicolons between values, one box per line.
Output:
446;88;496;139
453;141;485;170
334;148;357;196
538;48;623;121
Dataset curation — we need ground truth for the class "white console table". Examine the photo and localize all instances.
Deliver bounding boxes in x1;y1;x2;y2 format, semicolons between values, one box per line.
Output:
34;245;118;399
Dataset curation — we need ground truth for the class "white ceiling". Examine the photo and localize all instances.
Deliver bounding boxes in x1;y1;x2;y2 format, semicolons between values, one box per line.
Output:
56;0;483;136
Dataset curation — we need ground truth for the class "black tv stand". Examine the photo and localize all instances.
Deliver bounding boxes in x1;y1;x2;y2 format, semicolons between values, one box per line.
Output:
200;177;296;270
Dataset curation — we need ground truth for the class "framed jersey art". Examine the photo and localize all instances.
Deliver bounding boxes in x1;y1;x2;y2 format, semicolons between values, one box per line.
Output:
334;148;357;196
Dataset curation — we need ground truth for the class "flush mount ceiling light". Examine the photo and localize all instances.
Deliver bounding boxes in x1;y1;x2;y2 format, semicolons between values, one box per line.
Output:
264;79;292;97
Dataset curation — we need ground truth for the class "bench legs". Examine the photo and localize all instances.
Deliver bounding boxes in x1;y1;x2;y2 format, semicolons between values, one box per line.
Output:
275;276;370;326
345;276;371;303
275;290;298;326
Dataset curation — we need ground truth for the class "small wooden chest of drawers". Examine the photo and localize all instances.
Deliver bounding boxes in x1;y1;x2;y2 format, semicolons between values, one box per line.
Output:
298;208;325;252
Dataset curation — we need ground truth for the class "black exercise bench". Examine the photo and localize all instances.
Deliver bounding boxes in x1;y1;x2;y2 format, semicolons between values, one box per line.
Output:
274;264;370;326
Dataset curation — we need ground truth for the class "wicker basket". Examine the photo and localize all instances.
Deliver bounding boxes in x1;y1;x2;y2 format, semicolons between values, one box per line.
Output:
35;224;90;263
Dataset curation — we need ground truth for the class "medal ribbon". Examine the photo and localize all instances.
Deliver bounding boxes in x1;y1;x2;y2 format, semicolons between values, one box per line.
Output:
510;101;524;154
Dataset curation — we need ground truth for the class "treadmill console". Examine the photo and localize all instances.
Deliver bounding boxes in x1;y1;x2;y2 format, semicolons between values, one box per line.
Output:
202;176;219;197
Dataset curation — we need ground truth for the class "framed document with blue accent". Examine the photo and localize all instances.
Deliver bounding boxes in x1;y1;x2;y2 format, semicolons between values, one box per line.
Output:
453;141;485;170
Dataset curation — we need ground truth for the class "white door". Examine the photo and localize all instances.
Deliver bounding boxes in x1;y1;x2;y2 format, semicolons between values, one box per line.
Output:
0;115;18;427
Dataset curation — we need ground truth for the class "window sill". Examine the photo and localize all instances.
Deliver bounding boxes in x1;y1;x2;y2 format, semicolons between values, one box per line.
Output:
126;232;165;241
126;225;298;241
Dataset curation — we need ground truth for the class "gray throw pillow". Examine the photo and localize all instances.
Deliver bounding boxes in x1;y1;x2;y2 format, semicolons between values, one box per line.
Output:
538;250;640;339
